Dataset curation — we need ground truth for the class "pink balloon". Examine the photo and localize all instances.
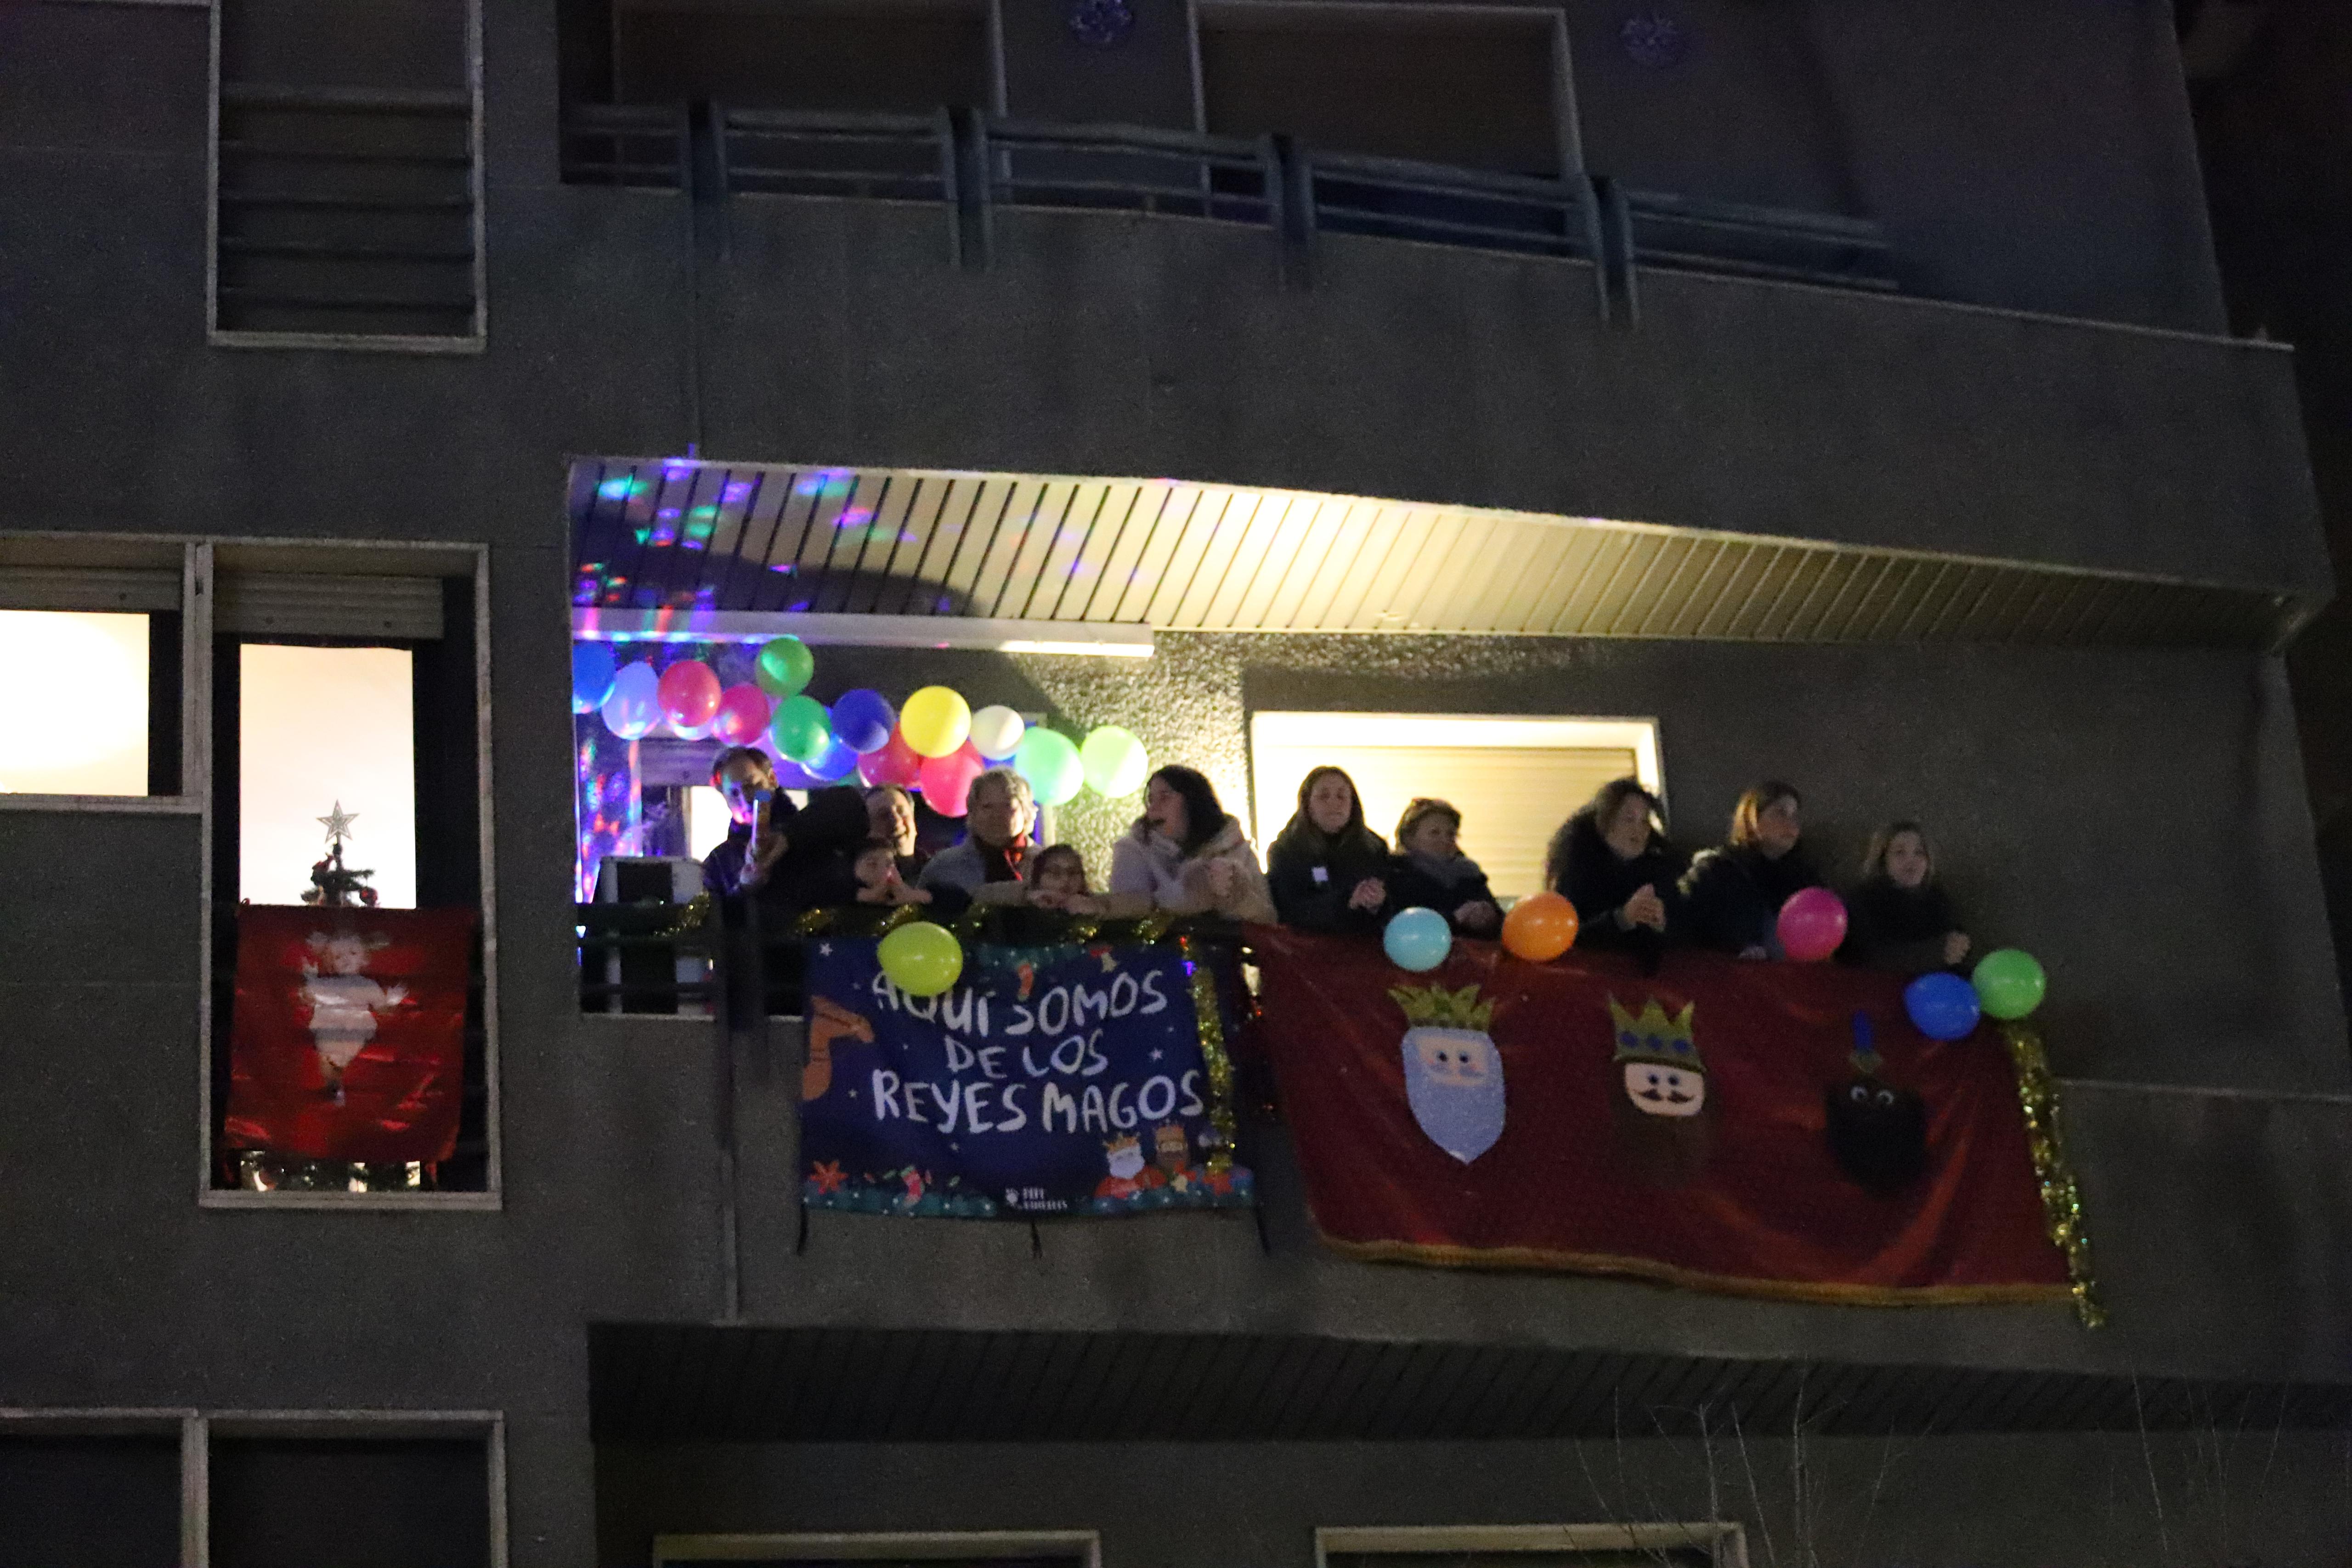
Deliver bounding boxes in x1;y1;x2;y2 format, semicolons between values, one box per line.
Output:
1776;887;1849;963
916;742;985;818
858;726;925;790
709;682;771;745
656;660;722;729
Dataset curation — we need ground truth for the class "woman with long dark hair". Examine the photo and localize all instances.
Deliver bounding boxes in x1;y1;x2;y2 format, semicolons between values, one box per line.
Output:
1104;765;1277;923
1266;765;1391;932
1547;777;1683;968
1841;820;1971;975
1678;780;1820;959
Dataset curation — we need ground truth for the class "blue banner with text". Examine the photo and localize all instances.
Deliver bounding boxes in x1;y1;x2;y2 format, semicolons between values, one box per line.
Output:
800;936;1255;1218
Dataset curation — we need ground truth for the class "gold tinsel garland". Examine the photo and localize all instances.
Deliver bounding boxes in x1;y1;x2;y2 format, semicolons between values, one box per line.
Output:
2001;1020;2105;1328
1178;933;1238;1175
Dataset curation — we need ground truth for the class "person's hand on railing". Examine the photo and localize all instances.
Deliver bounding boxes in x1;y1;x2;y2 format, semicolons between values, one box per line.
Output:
1454;899;1501;935
856;869;933;907
1620;883;1667;932
1347;876;1387;912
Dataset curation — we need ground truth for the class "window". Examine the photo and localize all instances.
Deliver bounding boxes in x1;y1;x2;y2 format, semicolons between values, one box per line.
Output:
210;0;486;347
654;1532;1101;1568
1317;1524;1747;1568
206;1417;499;1568
605;0;1001;113
1249;712;1663;901
0;535;192;808
0;1424;185;1568
0;612;153;796
237;644;418;906
203;542;496;1205
1196;1;1575;178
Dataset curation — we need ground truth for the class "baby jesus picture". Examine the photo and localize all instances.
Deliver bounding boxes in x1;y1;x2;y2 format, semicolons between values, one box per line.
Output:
299;930;408;1104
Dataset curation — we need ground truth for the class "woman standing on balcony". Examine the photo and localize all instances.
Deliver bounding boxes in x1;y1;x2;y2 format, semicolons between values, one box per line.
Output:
1547;777;1683;971
1841;821;1972;975
1385;798;1501;936
1678;780;1821;959
1266;766;1391;933
1104;765;1277;924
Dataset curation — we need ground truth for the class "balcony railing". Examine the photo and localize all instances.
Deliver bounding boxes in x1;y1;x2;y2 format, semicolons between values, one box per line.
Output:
558;103;1895;297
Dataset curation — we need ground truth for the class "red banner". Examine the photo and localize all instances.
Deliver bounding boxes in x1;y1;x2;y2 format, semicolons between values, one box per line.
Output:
1254;928;2070;1306
225;906;476;1166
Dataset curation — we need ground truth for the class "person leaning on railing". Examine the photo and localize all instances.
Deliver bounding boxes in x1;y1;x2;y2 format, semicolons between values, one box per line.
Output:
702;745;868;920
1100;766;1278;924
1547;777;1685;974
1266;765;1391;935
916;767;1038;908
1838;820;1972;976
864;782;926;881
1678;780;1821;960
1384;797;1501;936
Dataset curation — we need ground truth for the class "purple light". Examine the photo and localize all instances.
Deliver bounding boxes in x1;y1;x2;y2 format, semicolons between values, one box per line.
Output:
789;599;813;612
769;563;796;575
657;507;681;521
723;481;753;503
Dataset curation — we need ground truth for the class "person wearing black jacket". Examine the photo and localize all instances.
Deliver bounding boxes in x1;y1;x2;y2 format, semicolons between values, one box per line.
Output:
1678;780;1821;959
1545;777;1684;971
1387;797;1501;936
1840;820;1972;976
702;748;871;921
1266;766;1392;934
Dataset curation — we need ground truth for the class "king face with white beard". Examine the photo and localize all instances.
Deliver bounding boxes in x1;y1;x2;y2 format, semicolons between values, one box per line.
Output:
1401;1025;1507;1164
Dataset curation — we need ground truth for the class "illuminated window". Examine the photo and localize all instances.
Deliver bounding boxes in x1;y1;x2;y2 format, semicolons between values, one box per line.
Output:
237;644;417;907
0;610;151;796
1250;713;1664;902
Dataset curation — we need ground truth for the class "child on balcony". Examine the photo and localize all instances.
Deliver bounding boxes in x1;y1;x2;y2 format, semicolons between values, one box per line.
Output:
1679;780;1822;959
1025;844;1097;912
1385;798;1501;936
1840;821;1971;975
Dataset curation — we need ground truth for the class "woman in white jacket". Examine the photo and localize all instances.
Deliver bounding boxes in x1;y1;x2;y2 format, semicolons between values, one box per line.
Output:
1103;765;1278;924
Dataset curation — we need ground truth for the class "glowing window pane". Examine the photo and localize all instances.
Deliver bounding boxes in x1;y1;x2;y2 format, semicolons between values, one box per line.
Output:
239;644;416;907
686;784;731;861
0;610;150;796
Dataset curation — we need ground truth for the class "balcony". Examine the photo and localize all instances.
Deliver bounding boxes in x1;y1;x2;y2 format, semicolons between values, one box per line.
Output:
574;911;2352;1444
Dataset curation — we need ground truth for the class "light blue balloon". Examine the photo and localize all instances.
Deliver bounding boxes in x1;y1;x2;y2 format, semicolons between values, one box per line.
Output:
571;640;617;714
1384;907;1453;972
599;661;661;739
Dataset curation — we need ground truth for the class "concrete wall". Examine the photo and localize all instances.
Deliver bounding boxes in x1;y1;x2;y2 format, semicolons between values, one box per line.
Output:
0;3;2312;602
596;1432;2352;1568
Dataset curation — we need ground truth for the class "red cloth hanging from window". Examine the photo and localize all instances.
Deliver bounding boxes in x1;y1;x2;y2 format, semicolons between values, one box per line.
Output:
224;906;476;1165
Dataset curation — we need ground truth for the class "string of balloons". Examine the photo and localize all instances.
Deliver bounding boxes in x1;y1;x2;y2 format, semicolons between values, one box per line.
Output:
570;636;1150;818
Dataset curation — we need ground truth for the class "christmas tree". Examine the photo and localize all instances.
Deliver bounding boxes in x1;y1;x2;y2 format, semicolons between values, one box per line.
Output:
301;801;380;907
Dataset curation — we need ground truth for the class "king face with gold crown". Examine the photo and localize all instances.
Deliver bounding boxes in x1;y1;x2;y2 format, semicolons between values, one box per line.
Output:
1610;996;1705;1119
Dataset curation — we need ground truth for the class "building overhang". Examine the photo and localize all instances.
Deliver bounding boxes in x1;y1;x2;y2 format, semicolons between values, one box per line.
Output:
571;456;2309;652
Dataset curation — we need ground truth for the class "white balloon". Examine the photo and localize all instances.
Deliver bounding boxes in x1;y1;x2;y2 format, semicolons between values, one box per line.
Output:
968;703;1027;759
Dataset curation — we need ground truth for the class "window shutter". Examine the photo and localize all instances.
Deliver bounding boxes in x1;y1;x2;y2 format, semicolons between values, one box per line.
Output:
0;567;180;613
215;572;445;639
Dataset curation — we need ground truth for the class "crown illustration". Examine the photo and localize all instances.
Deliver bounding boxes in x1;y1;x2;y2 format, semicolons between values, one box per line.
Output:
1608;995;1702;1071
1390;983;1494;1032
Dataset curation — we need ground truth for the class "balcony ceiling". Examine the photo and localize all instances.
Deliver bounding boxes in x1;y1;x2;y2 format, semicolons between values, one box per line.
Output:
590;1324;2352;1444
571;458;2299;650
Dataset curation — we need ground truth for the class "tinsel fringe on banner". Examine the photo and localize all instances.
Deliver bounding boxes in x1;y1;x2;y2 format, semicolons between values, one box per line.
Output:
2001;1021;2106;1328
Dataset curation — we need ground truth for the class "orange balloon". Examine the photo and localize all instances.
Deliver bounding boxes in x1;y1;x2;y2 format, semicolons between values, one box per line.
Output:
1502;891;1579;961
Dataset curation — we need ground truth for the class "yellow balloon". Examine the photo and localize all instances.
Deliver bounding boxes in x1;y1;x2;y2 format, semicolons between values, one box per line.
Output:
899;685;972;759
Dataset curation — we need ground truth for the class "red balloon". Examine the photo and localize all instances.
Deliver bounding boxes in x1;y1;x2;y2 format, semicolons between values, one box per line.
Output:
708;682;771;745
656;660;722;729
1776;886;1849;963
916;742;986;818
858;726;925;790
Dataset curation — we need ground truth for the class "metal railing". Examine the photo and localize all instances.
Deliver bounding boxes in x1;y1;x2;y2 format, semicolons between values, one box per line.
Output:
556;103;1898;297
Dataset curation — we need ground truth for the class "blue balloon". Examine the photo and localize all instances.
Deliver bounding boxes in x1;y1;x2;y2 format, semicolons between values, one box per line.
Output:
804;735;859;782
571;640;617;714
1384;907;1453;972
830;688;898;754
1903;971;1982;1041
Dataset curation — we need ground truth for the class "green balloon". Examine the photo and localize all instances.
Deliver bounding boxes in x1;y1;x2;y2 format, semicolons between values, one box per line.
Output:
878;920;963;998
1080;725;1149;798
1014;728;1085;807
1973;948;2047;1021
769;694;832;763
754;636;814;699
